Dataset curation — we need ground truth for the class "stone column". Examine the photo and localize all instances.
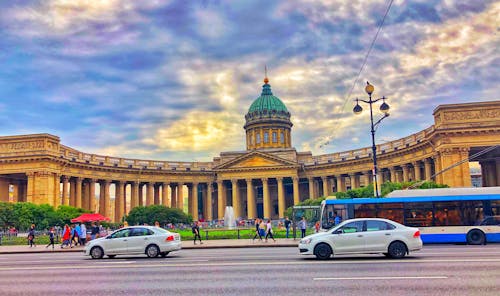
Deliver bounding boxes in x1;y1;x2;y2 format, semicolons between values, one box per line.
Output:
62;176;69;206
131;181;139;209
351;174;360;189
89;179;96;213
292;177;300;205
191;182;199;221
170;184;177;208
413;162;422;181
115;181;123;222
154;183;160;205
145;183;153;206
75;177;82;208
389;167;397;183
188;185;193;215
277;177;285;219
262;178;271;219
321;176;329;197
231;179;240;218
178;183;184;211
308;177;315;199
82;181;89;210
206;183;213;221
162;183;169;207
137;183;143;206
336;175;345;192
26;172;35;203
99;181;105;215
103;180;111;218
362;171;371;187
424;159;433;181
217;181;225;219
402;165;409;182
246;179;255;220
0;178;9;202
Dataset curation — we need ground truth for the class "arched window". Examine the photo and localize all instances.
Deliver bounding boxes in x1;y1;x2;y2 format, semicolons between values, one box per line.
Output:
256;134;261;144
264;132;269;143
280;132;285;143
272;132;277;143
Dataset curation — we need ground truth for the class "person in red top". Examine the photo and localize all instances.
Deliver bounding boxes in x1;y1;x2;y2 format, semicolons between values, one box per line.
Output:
61;224;71;249
315;221;320;233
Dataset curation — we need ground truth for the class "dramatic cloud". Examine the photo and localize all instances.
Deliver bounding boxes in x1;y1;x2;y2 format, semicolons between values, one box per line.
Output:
0;0;497;161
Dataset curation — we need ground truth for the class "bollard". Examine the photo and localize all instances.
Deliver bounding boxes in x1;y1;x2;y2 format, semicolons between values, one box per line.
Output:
237;229;240;239
0;232;2;245
205;230;208;241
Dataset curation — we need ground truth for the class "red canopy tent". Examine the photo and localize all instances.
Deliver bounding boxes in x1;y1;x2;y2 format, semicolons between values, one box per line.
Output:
71;213;111;223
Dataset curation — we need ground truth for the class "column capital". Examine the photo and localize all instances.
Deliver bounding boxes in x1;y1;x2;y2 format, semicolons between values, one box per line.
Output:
75;177;82;183
207;182;213;189
276;177;284;182
230;178;238;183
62;175;70;181
261;177;268;182
292;176;299;181
245;178;252;183
321;176;327;181
308;176;314;181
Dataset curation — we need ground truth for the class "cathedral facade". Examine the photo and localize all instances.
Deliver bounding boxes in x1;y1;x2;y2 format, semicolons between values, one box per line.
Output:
1;79;499;222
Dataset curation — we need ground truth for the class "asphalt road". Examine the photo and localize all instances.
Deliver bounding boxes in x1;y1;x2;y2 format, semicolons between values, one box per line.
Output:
0;245;499;296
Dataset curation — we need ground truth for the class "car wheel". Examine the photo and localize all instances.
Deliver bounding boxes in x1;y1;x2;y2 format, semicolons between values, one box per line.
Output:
146;245;160;258
466;229;485;245
160;252;170;258
388;241;407;259
90;246;104;259
107;255;116;259
314;243;332;260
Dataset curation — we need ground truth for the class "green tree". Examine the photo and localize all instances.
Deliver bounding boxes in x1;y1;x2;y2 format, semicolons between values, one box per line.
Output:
0;202;18;230
125;205;192;226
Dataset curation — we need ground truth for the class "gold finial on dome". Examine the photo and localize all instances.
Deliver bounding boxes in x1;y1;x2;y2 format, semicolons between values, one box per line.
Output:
264;65;269;84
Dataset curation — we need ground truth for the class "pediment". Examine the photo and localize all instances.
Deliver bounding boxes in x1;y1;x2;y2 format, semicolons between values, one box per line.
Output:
214;151;298;170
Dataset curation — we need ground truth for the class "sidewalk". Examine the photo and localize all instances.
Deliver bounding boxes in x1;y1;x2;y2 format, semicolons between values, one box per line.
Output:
0;238;299;254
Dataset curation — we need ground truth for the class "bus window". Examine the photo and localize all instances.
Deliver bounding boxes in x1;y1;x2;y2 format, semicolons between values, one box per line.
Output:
354;204;376;218
376;203;404;224
461;201;484;226
433;201;461;226
404;202;433;227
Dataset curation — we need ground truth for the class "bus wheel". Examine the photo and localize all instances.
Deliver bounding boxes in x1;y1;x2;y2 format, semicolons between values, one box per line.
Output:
466;229;485;245
314;243;332;260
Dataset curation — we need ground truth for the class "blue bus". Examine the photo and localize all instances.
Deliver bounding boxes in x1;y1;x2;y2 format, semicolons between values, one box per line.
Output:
320;187;500;244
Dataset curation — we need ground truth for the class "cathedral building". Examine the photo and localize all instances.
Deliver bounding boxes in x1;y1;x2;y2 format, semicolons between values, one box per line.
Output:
1;77;499;222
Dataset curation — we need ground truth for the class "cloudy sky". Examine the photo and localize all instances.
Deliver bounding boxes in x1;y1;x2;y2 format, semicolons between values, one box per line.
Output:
0;0;498;162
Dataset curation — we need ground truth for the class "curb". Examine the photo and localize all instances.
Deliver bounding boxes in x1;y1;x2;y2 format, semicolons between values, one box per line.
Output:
0;242;299;254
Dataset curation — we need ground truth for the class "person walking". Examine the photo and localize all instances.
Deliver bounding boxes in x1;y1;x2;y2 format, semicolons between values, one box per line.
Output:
79;223;87;246
46;227;55;249
27;224;36;247
252;218;263;242
284;217;291;239
265;220;276;242
192;221;202;245
90;222;99;240
299;217;307;238
61;224;71;248
70;224;79;248
315;221;320;233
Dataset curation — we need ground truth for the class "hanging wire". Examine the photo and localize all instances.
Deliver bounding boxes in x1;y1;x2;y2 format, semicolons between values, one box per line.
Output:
320;0;395;148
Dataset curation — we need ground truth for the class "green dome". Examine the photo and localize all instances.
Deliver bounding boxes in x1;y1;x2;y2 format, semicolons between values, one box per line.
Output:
248;83;288;113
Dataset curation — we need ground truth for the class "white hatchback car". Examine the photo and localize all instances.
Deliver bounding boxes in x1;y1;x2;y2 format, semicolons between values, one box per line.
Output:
85;226;181;259
299;218;422;260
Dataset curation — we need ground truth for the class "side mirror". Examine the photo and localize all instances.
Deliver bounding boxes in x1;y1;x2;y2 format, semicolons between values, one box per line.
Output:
106;235;112;239
333;229;343;234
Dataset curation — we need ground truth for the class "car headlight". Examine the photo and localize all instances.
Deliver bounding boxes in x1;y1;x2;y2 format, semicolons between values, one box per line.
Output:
300;238;312;244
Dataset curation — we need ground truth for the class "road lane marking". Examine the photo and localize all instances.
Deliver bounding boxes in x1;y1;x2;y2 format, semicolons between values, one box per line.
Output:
0;258;499;271
314;276;448;281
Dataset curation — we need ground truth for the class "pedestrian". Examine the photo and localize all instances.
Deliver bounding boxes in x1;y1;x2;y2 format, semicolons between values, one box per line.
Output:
284;217;291;238
192;221;202;245
334;211;342;225
27;224;36;247
61;224;71;248
258;219;266;238
79;223;87;246
315;221;320;233
265;219;276;242
70;224;79;247
299;217;307;238
252;218;263;242
46;227;55;249
90;222;99;240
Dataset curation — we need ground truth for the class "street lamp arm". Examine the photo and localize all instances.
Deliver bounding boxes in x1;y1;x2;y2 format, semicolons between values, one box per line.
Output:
371;97;386;103
373;113;390;130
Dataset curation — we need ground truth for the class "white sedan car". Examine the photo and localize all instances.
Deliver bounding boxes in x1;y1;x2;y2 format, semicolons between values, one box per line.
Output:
85;226;181;259
299;218;422;260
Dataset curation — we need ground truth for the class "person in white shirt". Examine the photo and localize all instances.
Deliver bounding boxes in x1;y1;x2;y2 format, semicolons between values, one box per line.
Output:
265;220;276;242
79;223;87;246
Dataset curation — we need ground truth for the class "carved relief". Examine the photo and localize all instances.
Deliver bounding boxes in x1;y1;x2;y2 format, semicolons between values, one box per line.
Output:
443;109;500;122
0;141;44;152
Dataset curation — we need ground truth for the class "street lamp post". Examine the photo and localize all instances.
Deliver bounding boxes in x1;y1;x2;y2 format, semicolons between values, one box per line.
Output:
353;82;390;198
